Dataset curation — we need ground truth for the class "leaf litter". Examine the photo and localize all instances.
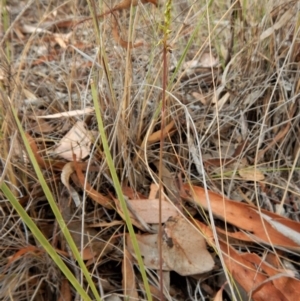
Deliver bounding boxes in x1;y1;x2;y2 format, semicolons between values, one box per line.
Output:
0;0;300;300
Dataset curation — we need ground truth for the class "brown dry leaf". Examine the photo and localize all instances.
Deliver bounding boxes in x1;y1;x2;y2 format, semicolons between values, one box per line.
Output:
26;133;65;170
61;158;112;209
6;246;43;269
53;121;91;161
162;216;214;276
122;248;139;300
58;279;72;301
182;184;300;250
29;117;55;134
26;133;48;169
73;158;113;209
204;157;235;169
147;120;175;144
32;54;57;66
122;186;147;200
238;167;265;181
243;253;300;301
143;284;163;301
195;221;288;301
126;233;170;270
222;243;287;301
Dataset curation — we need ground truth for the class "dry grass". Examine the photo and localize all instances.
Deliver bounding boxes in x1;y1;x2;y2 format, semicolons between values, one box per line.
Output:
0;0;300;300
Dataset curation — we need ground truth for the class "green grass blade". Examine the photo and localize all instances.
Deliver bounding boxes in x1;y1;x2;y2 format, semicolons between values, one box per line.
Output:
91;79;153;301
0;182;93;301
5;104;102;301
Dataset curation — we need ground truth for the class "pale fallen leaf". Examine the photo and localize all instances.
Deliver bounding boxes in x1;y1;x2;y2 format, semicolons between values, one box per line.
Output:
212;92;230;111
22;23;52;34
23;88;38;100
260;212;300;245
53;32;72;49
36;107;94;118
54;121;91;161
113;197;153;232
127;199;178;224
199;52;218;68
61;163;81;207
148;183;159;199
127;219;215;276
260;8;294;41
238;167;265;181
105;295;122;301
126;233;170;270
192;92;207;105
162;216;214;276
183;60;199;74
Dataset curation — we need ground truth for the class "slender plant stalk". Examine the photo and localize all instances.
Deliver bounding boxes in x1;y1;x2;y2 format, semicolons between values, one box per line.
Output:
158;1;172;299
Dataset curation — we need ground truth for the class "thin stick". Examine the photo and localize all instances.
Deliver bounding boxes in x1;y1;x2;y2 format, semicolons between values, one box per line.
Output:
158;1;172;300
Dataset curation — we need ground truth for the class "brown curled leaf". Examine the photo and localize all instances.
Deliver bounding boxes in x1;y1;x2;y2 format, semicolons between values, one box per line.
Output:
147;120;175;144
73;155;114;209
26;133;65;170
